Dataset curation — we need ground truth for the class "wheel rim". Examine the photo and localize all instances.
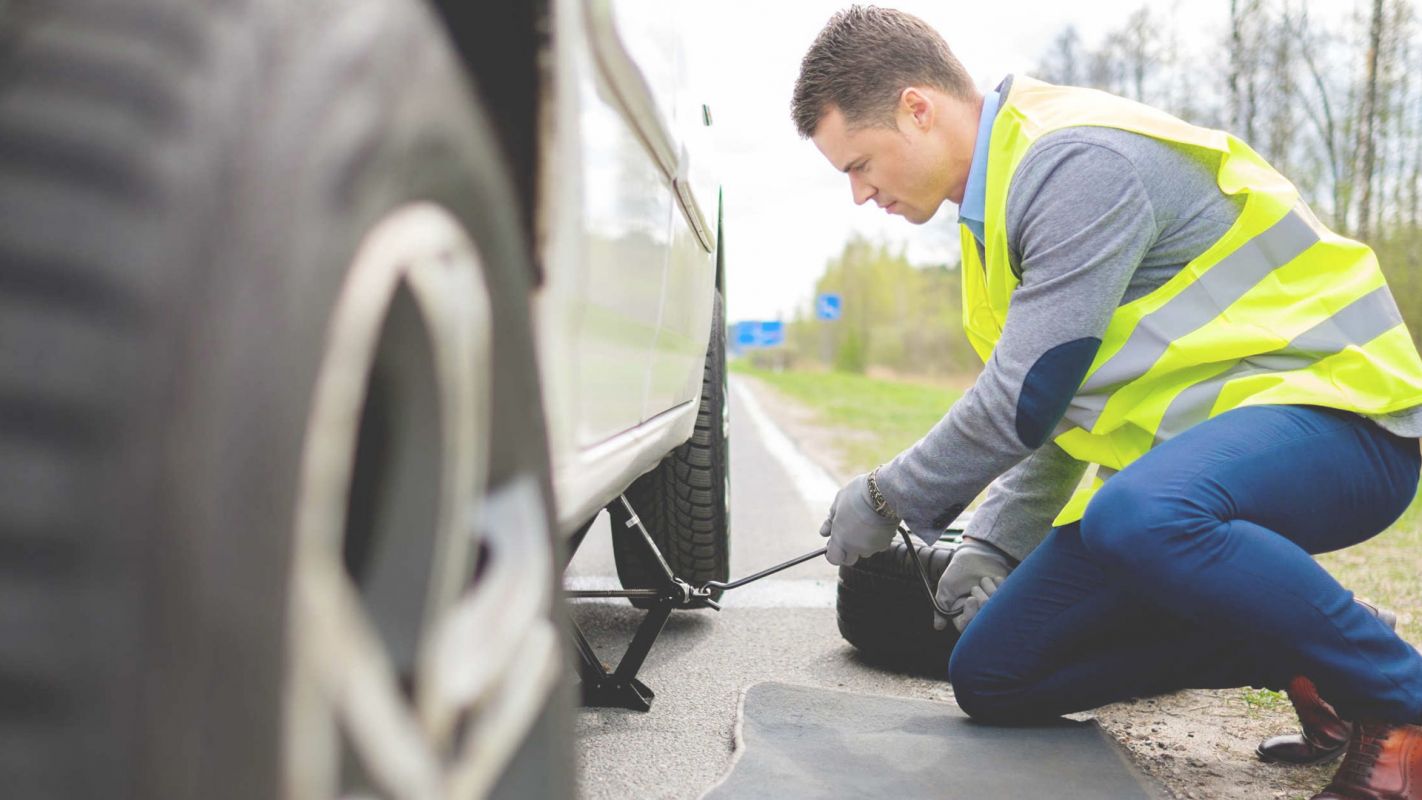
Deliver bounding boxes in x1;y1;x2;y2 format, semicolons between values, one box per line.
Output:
283;203;560;799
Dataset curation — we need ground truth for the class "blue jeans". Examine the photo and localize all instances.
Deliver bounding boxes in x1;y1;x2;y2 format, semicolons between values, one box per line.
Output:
949;405;1422;724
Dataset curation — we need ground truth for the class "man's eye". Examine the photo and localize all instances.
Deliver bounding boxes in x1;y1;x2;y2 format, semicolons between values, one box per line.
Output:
853;162;867;173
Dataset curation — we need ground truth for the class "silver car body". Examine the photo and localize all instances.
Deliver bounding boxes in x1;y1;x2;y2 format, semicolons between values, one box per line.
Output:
535;0;721;534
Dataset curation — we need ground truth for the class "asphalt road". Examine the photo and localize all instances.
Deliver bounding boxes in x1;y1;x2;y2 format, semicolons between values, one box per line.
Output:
566;375;958;800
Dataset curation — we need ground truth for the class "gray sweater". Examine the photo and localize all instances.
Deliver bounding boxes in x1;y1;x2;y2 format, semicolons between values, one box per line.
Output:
876;86;1422;562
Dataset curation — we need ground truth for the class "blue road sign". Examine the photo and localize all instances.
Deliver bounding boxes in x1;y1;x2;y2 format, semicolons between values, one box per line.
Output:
816;293;842;321
734;323;757;348
733;320;785;349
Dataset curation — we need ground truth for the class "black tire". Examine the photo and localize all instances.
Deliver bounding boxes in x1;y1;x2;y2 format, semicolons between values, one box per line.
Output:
609;290;731;605
837;536;961;675
0;1;571;798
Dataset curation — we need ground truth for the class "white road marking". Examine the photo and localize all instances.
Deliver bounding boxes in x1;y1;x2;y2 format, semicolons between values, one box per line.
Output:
730;376;840;511
717;578;837;609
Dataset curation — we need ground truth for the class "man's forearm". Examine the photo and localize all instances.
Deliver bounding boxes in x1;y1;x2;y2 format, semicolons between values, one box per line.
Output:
874;369;1035;535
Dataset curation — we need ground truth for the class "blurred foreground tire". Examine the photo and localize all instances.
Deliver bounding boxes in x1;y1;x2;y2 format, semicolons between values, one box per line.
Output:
836;536;961;675
0;0;572;797
609;291;731;606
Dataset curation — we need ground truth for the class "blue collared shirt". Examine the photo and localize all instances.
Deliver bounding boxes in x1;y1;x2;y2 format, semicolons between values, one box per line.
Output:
959;88;1001;245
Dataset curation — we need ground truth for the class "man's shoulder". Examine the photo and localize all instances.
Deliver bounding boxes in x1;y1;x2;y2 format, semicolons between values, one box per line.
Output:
1011;124;1214;208
1008;127;1155;212
1021;125;1174;169
1003;126;1166;257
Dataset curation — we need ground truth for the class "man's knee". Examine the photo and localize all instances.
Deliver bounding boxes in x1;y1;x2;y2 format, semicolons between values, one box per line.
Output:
948;634;1032;724
947;642;997;721
1079;472;1174;567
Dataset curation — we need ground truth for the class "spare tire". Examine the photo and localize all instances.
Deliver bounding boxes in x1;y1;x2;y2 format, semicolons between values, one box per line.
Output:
836;533;963;675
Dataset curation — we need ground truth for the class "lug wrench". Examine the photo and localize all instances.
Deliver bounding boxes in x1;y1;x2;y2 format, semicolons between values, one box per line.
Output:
692;524;962;619
692;547;829;608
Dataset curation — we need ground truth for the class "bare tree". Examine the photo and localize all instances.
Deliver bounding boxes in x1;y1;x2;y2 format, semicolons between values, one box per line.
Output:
1161;9;1211;126
1381;0;1414;232
1086;30;1129;95
1288;5;1352;231
1263;2;1299;174
1409;32;1422;229
1229;0;1264;142
1358;0;1385;240
1038;26;1083;86
1119;8;1157;102
1090;12;1165;101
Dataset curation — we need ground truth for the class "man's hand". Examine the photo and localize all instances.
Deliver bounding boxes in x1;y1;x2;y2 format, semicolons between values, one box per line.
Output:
820;473;899;566
934;538;1016;633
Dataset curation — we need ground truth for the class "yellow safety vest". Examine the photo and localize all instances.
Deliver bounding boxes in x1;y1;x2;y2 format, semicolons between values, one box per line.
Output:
962;76;1422;526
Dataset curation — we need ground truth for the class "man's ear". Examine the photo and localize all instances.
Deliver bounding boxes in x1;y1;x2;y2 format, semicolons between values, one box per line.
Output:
900;87;934;131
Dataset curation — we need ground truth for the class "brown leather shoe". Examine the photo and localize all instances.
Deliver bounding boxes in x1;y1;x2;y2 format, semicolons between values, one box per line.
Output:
1259;675;1355;764
1311;721;1422;799
1258;600;1398;766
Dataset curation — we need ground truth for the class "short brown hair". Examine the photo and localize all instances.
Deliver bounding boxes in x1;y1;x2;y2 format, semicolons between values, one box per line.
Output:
792;6;975;138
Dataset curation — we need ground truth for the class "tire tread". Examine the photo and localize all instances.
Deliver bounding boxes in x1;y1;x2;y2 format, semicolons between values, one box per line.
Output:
610;292;730;601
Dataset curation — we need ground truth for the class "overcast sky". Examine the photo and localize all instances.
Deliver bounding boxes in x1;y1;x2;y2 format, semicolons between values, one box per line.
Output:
681;0;1359;324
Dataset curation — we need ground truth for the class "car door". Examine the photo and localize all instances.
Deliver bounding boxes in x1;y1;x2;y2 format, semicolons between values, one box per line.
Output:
565;0;677;447
596;0;718;422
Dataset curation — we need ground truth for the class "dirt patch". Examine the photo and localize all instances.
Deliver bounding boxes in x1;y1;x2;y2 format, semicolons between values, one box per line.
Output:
1094;692;1333;799
737;374;1343;799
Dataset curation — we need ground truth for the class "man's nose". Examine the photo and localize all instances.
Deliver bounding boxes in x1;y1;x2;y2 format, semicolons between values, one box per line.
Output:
850;174;875;206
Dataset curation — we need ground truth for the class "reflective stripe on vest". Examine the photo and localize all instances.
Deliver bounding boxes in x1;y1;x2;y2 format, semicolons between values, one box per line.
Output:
1151;284;1404;444
960;76;1422;526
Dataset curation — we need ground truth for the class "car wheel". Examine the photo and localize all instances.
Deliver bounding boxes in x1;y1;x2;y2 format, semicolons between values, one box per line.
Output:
609;290;731;605
837;536;961;675
0;1;572;797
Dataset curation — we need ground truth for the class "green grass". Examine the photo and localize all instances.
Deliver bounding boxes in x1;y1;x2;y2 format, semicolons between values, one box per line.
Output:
1317;500;1422;645
1239;688;1287;713
731;361;961;473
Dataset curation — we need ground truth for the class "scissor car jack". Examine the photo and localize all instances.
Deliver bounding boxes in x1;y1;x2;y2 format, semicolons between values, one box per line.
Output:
565;495;961;711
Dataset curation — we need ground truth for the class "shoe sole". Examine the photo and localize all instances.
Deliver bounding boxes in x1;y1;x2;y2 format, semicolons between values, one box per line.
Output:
1255;740;1348;766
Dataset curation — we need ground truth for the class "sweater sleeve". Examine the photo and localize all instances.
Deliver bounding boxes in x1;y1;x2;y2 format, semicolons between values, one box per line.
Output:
962;441;1087;561
875;138;1158;537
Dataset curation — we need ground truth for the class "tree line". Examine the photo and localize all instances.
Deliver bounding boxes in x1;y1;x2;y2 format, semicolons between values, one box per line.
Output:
767;0;1422;377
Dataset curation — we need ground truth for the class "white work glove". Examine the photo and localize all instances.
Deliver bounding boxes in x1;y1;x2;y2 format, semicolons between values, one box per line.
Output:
934;537;1016;633
820;473;900;566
